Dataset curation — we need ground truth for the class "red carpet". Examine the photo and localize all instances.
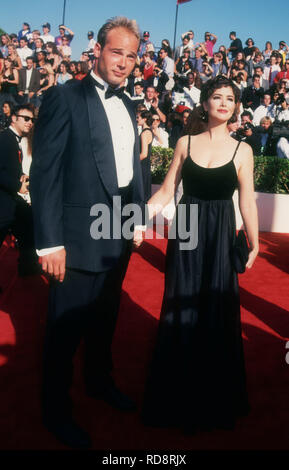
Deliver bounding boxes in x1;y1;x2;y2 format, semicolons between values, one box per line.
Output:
0;230;288;450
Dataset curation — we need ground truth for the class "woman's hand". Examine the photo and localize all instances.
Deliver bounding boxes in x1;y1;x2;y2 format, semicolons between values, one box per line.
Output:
246;248;258;269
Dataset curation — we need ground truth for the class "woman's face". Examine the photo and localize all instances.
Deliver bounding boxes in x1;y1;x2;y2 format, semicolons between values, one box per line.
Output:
8;45;14;54
152;114;160;128
46;45;52;53
4;59;10;68
3;103;10;115
70;63;76;72
136;113;145;127
203;86;236;123
60;63;66;73
236;52;243;61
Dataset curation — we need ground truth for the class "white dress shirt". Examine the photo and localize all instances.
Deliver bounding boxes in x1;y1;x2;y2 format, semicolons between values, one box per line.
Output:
253;104;276;126
183;85;201;108
16;46;32;67
37;71;139;256
40;33;55;44
25;68;33;93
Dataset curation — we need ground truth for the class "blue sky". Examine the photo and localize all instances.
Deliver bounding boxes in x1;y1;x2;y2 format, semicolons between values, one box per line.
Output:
1;0;289;60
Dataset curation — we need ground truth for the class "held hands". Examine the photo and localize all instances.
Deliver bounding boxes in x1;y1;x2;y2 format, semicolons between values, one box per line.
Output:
41;248;66;282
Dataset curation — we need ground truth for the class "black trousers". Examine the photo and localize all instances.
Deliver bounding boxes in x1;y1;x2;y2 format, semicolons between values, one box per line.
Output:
42;185;134;421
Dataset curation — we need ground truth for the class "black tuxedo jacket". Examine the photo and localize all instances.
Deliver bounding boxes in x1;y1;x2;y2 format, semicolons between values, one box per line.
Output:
18;68;41;93
0;129;22;226
30;74;144;273
241;86;264;111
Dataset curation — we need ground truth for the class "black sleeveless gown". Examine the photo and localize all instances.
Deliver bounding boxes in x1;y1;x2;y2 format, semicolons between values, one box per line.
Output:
142;137;250;432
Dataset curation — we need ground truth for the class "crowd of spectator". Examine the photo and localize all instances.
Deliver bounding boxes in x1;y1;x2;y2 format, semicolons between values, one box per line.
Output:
1;22;289;159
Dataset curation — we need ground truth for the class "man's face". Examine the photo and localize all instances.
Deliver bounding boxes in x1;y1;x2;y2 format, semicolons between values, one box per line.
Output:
26;59;33;69
270;56;276;65
143;34;149;42
12;110;34;136
135;85;143;96
255;55;261;63
43;26;49;35
20;39;26;48
183;37;189;46
3;103;10;115
159;49;167;60
241;115;251;126
59;28;65;36
37;52;45;61
188;32;194;40
263;94;271;107
195;49;201;59
133;67;141;77
188;73;194;85
35;39;42;48
255;67;262;77
230;34;235;40
261;120;271;131
145;87;155;101
253;77;260;88
94;27;138;87
23;24;29;31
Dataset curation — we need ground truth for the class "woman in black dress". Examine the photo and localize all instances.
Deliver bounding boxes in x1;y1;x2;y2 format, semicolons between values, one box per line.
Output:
135;76;259;433
136;110;153;202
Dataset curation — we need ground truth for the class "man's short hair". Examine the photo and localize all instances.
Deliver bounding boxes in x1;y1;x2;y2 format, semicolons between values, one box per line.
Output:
230;31;236;37
12;103;35;117
20;37;28;43
241;110;253;121
97;16;140;48
254;65;263;71
26;56;34;62
252;74;260;81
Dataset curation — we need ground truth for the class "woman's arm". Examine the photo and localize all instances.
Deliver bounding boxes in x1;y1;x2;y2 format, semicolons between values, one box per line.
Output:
140;130;151;160
147;135;187;219
237;142;259;268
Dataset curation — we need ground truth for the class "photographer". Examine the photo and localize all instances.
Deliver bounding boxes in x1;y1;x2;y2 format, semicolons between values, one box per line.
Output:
274;95;289;158
236;111;262;155
255;117;276;156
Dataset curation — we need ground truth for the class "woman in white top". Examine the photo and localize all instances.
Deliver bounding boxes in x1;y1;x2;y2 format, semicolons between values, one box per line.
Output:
151;113;169;148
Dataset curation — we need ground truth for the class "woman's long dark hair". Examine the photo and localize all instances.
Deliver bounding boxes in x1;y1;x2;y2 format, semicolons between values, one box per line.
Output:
184;76;240;136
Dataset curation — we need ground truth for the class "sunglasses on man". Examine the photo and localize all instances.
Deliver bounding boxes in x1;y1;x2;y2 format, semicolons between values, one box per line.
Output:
16;114;36;123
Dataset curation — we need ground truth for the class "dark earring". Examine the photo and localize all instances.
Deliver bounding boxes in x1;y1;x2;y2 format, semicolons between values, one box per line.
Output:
201;109;208;121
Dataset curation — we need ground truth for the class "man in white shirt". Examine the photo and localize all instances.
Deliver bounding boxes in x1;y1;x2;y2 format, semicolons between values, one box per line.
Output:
263;55;281;90
183;72;201;109
159;47;175;90
30;16;145;450
40;22;55;44
86;30;96;52
16;37;32;67
253;93;275;126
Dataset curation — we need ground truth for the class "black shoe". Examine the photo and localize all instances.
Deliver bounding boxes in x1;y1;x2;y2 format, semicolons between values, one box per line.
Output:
87;383;136;412
43;418;92;449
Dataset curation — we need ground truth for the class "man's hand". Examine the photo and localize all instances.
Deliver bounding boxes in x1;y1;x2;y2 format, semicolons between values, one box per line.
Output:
133;229;144;248
19;180;29;194
41;248;66;282
18;91;24;96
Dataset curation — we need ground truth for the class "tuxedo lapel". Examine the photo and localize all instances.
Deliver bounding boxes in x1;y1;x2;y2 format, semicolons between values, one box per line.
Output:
122;94;140;170
82;75;119;198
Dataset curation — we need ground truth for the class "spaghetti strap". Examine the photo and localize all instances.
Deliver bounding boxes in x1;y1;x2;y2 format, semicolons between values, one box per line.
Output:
232;140;241;161
187;135;191;158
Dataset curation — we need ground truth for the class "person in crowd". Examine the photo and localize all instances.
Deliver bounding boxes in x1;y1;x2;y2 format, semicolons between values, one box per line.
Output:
0;103;40;277
57;36;72;60
55;25;74;47
75;61;89;80
263;41;273;62
203;31;218;59
175;47;193;77
35;50;47;69
210;51;228;77
174;35;191;62
263;54;281;89
130;80;145;100
29;30;41;51
159;47;174;91
219;45;231;71
227;31;243;59
142;86;166;123
17;22;32;42
143;51;155;82
30;16;146;450
243;38;255;59
242;74;264;111
161;39;173;59
0;57;19;104
16;37;32;67
200;61;214;83
253;91;275;126
46;42;60;72
233;72;247;98
145;65;169;97
33;37;45;56
274;59;289;84
235;60;248;82
86;30;96;53
190;46;204;74
55;61;73;86
168;107;191;148
138;31;154;58
183;71;201;109
35;63;55;105
68;61;78;78
236;110;262;154
171;79;187;109
253;65;265;88
246;51;265;83
0;100;13;130
126;64;143;97
255;116;276;156
137;75;258;434
17;56;41;105
151;112;169;148
7;44;22;70
0;34;10;58
41;22;55;44
277;41;289;66
136;110;153;201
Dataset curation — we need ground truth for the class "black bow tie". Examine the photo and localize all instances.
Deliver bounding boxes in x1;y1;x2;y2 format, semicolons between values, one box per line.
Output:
10;129;22;142
90;75;125;100
105;86;125;100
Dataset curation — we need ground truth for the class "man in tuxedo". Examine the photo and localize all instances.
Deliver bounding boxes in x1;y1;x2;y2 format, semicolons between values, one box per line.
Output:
30;17;145;449
0;104;39;276
241;74;264;111
17;57;41;105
